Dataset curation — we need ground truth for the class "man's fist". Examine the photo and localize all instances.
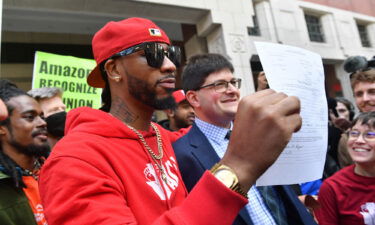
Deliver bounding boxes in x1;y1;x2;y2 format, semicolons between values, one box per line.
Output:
221;89;302;191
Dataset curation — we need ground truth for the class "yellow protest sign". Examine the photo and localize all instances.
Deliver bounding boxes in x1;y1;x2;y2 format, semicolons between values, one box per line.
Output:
32;51;102;111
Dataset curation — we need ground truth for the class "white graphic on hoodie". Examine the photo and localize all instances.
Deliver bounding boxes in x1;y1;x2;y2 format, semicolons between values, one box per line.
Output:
144;157;179;200
360;202;375;225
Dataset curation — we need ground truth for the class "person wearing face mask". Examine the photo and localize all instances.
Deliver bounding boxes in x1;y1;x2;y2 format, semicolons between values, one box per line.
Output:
27;87;66;118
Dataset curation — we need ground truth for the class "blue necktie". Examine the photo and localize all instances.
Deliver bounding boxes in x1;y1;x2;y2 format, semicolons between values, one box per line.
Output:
257;186;288;225
225;130;231;140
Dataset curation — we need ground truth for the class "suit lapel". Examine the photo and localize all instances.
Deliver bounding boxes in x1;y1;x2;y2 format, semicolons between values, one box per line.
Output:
276;186;317;225
187;124;220;169
187;123;253;225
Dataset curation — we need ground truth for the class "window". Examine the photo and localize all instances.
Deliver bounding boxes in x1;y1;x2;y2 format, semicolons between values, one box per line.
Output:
357;23;371;47
248;15;261;36
305;14;325;43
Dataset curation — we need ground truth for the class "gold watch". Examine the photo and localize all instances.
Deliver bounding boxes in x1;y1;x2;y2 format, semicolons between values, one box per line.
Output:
210;163;248;199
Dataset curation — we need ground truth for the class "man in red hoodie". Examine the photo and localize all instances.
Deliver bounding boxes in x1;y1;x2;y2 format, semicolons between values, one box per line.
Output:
39;17;302;225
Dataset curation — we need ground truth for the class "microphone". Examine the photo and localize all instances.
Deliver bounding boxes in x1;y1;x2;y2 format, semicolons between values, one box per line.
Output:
343;56;368;73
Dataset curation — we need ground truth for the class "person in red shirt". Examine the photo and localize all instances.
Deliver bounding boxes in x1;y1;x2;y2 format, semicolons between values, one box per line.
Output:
39;17;302;225
158;90;195;131
316;111;375;225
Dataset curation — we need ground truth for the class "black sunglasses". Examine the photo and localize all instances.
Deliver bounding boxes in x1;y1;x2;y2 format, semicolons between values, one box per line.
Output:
110;42;181;68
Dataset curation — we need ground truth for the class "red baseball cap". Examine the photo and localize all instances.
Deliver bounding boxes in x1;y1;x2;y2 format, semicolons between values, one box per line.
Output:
172;90;186;104
87;17;170;88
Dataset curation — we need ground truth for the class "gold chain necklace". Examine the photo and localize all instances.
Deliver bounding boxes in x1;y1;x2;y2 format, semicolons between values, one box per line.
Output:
125;123;167;183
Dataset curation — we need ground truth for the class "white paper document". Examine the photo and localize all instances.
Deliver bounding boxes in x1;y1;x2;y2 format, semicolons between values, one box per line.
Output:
254;42;328;186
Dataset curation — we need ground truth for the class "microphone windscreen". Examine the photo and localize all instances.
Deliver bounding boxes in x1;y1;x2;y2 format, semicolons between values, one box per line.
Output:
343;56;368;73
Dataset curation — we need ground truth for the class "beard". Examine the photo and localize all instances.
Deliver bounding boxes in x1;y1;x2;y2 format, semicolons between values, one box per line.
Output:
127;73;176;110
9;138;50;158
174;114;193;129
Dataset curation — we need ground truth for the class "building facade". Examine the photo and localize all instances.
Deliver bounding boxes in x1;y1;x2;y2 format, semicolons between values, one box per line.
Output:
1;0;375;102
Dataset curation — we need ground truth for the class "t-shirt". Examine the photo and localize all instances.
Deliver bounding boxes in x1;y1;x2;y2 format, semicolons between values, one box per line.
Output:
316;165;375;225
22;176;48;225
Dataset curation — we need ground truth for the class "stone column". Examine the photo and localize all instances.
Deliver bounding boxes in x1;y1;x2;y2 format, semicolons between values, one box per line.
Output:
195;2;257;96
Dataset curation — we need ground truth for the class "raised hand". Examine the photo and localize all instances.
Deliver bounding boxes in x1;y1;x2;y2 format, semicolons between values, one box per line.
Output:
221;89;302;191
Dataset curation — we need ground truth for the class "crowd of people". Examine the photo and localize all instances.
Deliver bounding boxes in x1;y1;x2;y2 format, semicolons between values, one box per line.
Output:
0;16;374;225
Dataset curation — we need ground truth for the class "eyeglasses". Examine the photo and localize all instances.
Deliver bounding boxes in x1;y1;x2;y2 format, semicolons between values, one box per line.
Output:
110;42;181;68
347;130;375;142
196;78;242;93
